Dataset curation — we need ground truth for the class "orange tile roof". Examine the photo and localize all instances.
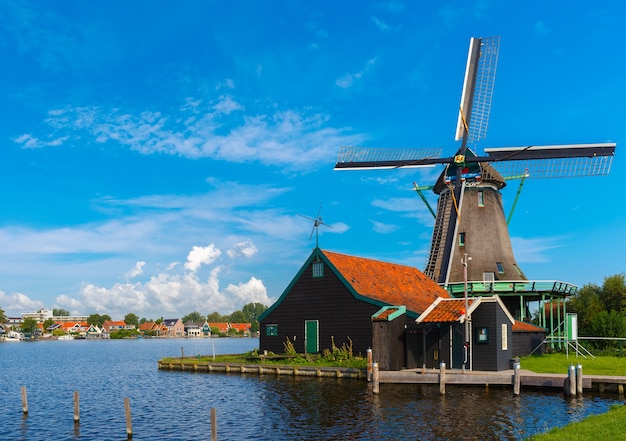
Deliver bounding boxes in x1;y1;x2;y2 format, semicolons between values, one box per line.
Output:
513;321;547;332
322;249;450;315
418;299;474;323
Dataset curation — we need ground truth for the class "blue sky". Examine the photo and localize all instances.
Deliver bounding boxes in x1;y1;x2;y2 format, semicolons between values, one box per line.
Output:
0;1;623;319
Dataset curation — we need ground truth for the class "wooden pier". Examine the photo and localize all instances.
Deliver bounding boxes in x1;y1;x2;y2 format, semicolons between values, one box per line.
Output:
376;364;626;396
158;359;626;397
157;360;367;379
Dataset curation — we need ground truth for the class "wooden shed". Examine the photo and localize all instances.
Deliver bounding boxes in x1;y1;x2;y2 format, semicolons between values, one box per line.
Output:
371;306;407;371
259;247;450;357
416;296;515;371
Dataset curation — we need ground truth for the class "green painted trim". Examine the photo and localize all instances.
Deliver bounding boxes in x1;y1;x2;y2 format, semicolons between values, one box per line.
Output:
372;305;407;321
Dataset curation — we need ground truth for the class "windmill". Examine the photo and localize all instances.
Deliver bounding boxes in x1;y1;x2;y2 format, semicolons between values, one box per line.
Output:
299;203;333;248
334;36;615;289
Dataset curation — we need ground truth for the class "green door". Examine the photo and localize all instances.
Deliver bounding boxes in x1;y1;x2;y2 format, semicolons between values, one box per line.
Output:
305;320;319;354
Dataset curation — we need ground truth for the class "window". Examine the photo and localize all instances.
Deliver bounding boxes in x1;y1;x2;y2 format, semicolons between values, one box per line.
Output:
478;190;485;207
476;327;489;344
459;232;465;247
513;264;523;276
265;324;278;337
312;262;324;278
496;262;504;273
501;324;508;350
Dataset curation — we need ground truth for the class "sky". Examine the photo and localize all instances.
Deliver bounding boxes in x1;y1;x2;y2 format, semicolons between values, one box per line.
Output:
0;0;623;319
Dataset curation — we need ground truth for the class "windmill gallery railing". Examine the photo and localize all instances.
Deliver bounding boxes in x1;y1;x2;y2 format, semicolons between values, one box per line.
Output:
443;279;578;296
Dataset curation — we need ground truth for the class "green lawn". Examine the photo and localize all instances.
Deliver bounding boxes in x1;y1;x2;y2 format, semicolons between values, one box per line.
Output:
521;353;626;376
525;404;626;441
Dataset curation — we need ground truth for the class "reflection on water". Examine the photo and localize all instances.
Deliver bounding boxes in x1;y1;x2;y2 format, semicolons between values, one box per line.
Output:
0;339;621;440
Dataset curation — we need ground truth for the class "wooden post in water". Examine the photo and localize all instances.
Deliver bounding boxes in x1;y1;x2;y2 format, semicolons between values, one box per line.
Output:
211;407;217;441
73;391;80;423
439;362;446;395
372;362;380;394
513;362;521;396
124;397;132;438
21;386;28;415
567;365;576;397
576;364;583;396
367;348;373;382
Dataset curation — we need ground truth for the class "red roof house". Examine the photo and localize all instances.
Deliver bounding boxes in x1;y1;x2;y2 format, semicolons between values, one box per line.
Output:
259;248;450;356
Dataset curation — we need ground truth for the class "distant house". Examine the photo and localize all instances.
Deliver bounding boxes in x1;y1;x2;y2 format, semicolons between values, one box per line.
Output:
162;319;185;338
85;324;102;339
102;320;134;333
208;322;230;334
230;323;252;336
59;322;90;336
259;247;450;356
184;321;212;338
139;322;168;336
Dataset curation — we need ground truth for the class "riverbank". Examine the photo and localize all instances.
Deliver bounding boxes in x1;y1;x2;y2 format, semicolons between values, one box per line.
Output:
525;403;626;440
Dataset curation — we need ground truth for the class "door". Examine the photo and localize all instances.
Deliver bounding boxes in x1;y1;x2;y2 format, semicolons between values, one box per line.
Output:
305;320;319;354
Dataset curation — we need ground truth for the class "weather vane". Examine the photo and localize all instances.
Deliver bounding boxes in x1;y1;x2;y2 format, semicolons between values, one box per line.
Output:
299;203;332;248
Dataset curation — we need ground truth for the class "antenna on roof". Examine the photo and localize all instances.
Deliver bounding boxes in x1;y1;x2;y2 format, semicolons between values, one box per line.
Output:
298;203;333;248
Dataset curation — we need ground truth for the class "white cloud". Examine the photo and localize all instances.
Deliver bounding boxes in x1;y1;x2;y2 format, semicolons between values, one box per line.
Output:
336;57;378;89
0;291;44;316
51;257;273;319
227;240;258;259
185;244;222;272
12;95;366;171
511;235;564;264
125;261;146;279
370;219;399;234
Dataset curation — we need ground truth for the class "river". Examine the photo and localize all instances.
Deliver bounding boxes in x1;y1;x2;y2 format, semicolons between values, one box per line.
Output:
0;338;621;440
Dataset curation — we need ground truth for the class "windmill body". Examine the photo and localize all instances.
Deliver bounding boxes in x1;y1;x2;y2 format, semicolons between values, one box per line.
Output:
425;149;526;285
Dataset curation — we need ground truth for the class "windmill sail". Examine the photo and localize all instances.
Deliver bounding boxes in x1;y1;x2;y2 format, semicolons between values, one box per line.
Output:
333;37;616;292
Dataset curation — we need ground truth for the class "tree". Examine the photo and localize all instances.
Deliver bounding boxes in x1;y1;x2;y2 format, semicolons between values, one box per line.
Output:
87;314;110;327
241;302;268;333
206;311;226;322
568;283;605;336
0;306;6;324
53;308;70;316
21;317;38;334
43;318;55;330
182;311;204;323
124;313;139;327
228;310;247;323
602;274;626;313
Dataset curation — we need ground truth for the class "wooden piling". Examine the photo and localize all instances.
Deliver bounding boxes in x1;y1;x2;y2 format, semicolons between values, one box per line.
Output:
513;362;521;396
439;362;446;395
567;365;576;397
211;407;217;441
21;386;28;415
576;364;583;396
73;391;80;423
124;397;132;438
367;348;373;382
372;362;380;394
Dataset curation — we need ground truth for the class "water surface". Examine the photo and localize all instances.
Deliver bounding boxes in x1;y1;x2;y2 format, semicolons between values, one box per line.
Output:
0;338;621;440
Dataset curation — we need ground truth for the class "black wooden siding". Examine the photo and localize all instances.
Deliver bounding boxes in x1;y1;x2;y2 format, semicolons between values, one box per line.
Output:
372;316;407;370
513;331;546;356
259;261;382;356
471;302;513;371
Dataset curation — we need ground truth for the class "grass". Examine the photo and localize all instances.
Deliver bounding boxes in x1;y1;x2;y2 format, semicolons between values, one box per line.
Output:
160;350;368;369
525;404;626;441
521;353;626;376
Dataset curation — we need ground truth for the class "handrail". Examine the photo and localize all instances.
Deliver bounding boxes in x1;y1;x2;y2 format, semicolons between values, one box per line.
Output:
442;280;578;295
